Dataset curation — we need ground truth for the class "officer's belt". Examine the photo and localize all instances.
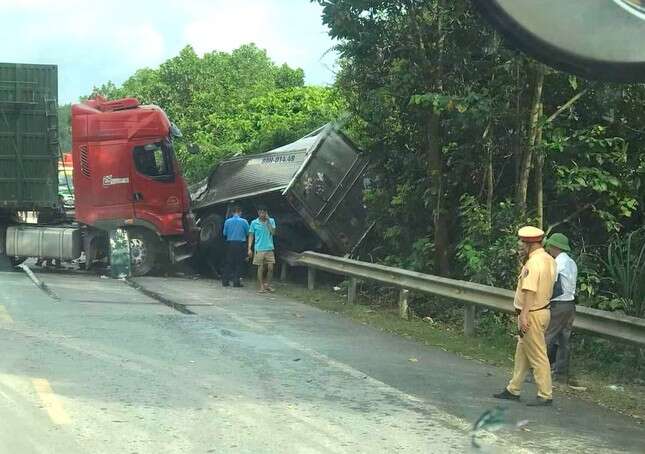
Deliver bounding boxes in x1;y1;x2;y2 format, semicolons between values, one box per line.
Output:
515;304;551;315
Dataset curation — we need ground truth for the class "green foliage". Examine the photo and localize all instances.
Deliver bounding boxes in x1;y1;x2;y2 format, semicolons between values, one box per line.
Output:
57;104;71;152
602;229;645;317
575;252;603;300
318;0;645;316
456;195;527;288
87;44;340;182
549;125;638;232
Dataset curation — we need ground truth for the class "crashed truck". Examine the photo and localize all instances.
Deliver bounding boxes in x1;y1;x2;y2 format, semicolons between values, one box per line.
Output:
190;125;373;275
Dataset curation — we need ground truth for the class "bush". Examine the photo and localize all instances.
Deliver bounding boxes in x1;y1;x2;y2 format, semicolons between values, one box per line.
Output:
456;195;529;288
602;228;645;318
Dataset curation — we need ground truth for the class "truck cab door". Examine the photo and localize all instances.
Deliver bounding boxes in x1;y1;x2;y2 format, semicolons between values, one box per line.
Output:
130;139;184;235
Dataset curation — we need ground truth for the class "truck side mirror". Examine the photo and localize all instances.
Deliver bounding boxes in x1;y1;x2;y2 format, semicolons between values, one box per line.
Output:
188;143;201;155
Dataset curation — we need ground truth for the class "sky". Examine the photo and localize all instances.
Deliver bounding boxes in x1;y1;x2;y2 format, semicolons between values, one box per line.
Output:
0;0;338;103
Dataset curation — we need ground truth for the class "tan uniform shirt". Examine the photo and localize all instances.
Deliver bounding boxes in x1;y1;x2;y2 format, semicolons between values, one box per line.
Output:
513;247;557;310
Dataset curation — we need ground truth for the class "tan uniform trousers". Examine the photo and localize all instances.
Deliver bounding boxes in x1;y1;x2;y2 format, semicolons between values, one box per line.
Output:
507;309;552;399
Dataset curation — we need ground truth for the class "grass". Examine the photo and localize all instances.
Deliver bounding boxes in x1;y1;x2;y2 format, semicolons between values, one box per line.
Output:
274;279;645;422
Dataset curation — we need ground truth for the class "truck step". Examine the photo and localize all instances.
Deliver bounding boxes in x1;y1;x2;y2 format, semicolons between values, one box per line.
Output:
172;253;192;263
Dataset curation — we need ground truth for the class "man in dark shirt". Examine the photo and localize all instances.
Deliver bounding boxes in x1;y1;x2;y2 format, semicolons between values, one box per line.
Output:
222;206;250;287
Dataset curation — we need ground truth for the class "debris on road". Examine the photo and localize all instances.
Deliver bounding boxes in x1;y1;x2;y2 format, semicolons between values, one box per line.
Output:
569;385;588;392
471;406;508;449
607;385;625;392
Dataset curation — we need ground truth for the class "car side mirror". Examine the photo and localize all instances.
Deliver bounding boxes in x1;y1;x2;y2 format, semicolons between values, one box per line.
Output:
187;143;201;155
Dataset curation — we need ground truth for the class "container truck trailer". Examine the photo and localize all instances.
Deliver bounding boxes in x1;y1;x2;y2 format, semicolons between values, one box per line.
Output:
0;62;197;275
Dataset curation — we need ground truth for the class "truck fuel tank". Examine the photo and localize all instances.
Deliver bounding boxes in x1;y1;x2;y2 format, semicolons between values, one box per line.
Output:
5;226;81;260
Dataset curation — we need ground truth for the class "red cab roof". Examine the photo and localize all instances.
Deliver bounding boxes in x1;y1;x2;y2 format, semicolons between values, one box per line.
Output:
72;97;171;142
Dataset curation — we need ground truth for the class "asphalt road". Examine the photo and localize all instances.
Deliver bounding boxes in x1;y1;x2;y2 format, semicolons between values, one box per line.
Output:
0;268;643;453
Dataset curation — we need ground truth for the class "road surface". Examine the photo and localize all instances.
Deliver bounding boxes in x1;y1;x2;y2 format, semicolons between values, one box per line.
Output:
0;268;643;453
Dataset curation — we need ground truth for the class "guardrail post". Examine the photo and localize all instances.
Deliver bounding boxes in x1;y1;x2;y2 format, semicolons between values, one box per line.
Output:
399;289;410;320
348;277;358;304
307;267;316;290
280;262;288;281
464;304;476;336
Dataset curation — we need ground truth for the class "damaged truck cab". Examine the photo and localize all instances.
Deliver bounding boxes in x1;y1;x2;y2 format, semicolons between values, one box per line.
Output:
72;97;196;274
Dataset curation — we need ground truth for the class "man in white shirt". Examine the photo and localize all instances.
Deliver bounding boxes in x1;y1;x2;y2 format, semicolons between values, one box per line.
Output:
544;233;578;384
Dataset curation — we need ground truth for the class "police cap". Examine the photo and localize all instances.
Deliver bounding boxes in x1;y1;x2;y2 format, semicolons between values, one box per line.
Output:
518;226;545;243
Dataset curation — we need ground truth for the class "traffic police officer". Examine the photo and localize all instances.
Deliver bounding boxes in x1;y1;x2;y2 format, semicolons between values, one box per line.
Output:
494;226;556;406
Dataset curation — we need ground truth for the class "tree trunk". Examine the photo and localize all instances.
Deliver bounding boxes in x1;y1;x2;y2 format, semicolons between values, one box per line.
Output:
534;104;545;228
487;145;494;229
513;58;522;194
427;110;451;277
484;123;494;229
515;63;545;215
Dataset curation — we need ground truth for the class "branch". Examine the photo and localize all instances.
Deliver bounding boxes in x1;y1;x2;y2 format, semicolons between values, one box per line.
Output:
544;88;590;125
546;203;593;235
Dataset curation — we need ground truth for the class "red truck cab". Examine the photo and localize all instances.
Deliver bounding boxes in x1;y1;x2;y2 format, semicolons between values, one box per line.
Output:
72;97;195;274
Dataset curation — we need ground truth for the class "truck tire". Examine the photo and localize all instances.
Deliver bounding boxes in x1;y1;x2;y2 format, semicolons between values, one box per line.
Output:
128;228;160;276
195;213;224;276
199;213;223;244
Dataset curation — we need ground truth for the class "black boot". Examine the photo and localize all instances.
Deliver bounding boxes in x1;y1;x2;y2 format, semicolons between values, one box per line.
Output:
526;397;553;407
493;389;520;401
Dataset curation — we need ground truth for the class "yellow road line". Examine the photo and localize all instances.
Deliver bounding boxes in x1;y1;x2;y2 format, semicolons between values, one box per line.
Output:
0;304;13;323
32;378;71;425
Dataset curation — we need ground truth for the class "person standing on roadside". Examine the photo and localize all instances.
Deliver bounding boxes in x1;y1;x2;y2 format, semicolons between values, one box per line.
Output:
222;205;250;287
544;233;578;384
494;226;556;407
248;206;277;293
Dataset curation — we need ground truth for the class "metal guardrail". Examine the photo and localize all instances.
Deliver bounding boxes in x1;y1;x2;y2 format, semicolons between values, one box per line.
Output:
295;251;645;346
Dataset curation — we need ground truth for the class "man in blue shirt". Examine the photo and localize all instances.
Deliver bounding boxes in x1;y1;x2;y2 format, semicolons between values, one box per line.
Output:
248;205;277;293
222;205;250;287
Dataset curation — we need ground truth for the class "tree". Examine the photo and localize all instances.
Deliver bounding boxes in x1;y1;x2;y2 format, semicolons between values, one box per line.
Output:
317;0;499;276
88;44;339;181
316;0;645;301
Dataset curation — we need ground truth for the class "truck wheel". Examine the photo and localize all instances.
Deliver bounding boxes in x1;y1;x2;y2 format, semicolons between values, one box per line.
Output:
199;213;223;244
128;229;159;276
196;213;224;276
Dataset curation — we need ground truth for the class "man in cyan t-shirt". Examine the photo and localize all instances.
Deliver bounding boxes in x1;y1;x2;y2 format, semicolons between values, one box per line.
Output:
248;205;277;293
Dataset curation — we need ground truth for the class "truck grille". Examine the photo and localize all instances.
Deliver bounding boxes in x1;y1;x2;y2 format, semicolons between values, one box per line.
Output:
80;145;90;177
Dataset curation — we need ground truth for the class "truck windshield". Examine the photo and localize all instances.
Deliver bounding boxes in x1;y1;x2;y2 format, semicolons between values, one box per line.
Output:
133;140;174;181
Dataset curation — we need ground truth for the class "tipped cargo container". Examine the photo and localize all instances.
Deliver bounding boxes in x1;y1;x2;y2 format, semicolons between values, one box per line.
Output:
191;124;373;274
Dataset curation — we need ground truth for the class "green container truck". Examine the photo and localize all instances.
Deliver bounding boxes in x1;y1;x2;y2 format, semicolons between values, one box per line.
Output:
0;63;59;213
